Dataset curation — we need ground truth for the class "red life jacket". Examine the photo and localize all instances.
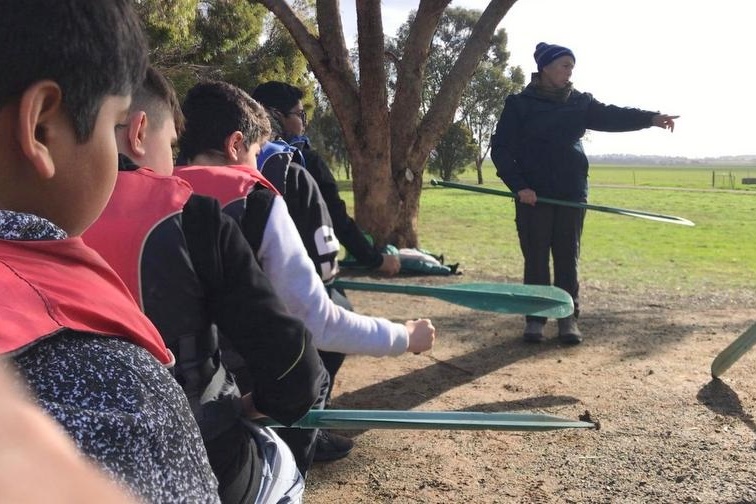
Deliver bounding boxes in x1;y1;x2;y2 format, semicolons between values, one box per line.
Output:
82;168;192;309
174;165;279;210
0;237;173;365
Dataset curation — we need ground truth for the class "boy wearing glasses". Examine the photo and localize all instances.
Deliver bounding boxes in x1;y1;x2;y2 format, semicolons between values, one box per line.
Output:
251;81;401;277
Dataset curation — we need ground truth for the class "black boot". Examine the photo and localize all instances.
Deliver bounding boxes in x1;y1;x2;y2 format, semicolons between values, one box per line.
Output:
522;320;545;343
313;430;354;462
557;316;583;345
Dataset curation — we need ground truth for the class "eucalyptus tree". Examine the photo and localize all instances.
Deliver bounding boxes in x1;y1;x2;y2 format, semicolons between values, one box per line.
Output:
254;0;519;247
428;121;478;182
393;7;524;185
461;63;524;184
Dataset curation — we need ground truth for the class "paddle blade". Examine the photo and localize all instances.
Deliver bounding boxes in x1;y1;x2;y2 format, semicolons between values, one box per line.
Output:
436;282;574;318
332;279;574;318
599;208;694;226
260;409;596;432
711;322;756;378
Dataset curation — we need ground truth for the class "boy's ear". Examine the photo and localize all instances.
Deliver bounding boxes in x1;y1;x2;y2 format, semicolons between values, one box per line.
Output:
224;131;246;162
127;111;148;158
16;80;65;180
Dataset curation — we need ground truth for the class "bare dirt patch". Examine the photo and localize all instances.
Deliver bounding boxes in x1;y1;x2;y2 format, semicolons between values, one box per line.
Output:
305;275;756;503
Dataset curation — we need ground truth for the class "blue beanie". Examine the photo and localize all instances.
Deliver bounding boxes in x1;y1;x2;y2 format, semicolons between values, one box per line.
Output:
534;42;575;70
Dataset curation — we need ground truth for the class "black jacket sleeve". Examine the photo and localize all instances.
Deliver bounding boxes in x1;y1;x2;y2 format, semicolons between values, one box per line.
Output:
182;194;326;425
301;148;383;269
585;94;656;133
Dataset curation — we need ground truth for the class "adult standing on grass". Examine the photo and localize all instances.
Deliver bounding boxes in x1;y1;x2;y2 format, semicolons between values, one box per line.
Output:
490;42;678;345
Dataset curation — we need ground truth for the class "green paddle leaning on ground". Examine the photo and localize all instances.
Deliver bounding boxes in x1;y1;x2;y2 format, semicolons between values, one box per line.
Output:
711;322;756;378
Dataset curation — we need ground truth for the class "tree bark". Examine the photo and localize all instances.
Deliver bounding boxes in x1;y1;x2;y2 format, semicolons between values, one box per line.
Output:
351;0;395;244
389;0;450;246
254;0;519;247
476;143;492;184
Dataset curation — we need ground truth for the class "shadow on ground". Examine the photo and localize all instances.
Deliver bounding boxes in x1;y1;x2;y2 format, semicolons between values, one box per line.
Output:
334;342;556;411
697;378;756;434
462;395;580;412
333;304;709;413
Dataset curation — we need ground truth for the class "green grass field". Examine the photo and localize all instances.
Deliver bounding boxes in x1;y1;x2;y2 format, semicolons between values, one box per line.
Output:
588;163;756;191
336;162;756;294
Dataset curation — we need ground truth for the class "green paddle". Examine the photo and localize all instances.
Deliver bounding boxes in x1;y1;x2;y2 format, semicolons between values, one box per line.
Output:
711;322;756;378
430;179;695;226
332;279;574;318
257;409;596;431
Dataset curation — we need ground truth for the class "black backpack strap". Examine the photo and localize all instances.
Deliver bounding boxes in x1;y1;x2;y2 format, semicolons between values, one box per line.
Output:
242;185;276;256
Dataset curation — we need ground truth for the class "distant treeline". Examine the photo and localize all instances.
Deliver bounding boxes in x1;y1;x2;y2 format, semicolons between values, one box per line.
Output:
587;154;756;166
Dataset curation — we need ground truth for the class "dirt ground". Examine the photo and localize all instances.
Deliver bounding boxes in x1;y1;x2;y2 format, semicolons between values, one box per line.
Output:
304;273;756;503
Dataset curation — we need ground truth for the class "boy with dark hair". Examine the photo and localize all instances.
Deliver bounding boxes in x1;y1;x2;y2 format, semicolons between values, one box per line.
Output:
176;80;435;474
83;66;326;503
251;80;400;276
0;1;220;502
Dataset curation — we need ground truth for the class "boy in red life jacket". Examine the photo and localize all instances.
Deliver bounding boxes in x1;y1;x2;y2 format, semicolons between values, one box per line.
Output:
83;67;326;504
0;1;220;502
175;81;436;474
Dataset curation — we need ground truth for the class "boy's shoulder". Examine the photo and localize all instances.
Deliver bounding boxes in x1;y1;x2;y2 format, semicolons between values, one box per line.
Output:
0;237;172;364
13;330;220;503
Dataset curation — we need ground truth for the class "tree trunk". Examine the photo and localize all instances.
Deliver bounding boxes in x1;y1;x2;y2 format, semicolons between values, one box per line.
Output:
255;0;519;247
476;157;484;184
349;0;397;246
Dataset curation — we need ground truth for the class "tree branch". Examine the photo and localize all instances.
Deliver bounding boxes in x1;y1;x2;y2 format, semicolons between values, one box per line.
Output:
413;0;518;164
390;0;450;148
316;0;351;69
253;0;325;70
356;0;389;125
253;0;360;145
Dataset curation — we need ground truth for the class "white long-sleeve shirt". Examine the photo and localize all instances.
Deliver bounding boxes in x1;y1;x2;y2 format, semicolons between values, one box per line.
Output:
258;197;408;357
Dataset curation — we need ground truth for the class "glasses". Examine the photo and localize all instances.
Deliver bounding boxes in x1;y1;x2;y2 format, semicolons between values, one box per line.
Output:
283;109;307;124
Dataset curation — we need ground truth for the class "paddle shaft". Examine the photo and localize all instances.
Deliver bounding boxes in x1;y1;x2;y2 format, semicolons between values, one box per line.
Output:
256;409;596;431
431;179;694;226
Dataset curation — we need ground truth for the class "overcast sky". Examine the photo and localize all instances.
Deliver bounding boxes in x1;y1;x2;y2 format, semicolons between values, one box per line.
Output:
337;0;754;158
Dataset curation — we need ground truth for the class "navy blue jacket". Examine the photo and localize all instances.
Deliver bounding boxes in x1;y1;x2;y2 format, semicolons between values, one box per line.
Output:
491;86;656;201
